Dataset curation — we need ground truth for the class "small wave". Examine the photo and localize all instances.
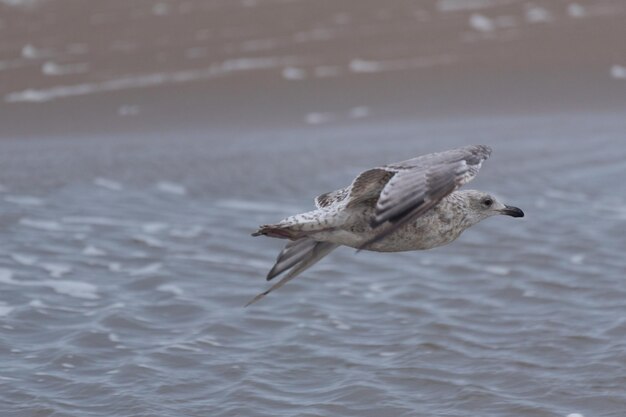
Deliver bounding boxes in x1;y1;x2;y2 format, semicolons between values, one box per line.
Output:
11;254;38;265
62;216;135;227
94;177;124;191
19;218;64;231
129;263;163;277
83;245;106;256
156;181;187;195
131;235;165;248
142;222;169;234
40;263;72;278
0;268;98;300
5;195;44;206
157;284;183;296
483;265;511;276
0;303;14;317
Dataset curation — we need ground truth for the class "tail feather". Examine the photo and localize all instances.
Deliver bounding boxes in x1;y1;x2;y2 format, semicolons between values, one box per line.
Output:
245;239;338;307
251;224;296;239
266;237;318;281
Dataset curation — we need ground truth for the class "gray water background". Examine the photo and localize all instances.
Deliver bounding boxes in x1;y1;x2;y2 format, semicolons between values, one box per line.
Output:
1;113;625;416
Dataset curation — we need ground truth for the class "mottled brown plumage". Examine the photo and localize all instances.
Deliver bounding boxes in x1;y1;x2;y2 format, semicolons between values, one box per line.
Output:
247;145;524;306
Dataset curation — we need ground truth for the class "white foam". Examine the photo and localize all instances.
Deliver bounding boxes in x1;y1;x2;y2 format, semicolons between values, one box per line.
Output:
567;414;585;417
281;66;306;80
21;43;45;59
42;61;89;76
117;104;140;117
11;254;38;265
569;254;585;265
142;222;169;234
19;218;63;231
129;263;162;276
525;6;552;23
108;263;122;272
349;106;370;119
0;304;14;317
156;181;187;195
152;2;170;15
484;265;511;276
0;269;98;299
436;0;507;12
62;216;135;227
41;263;72;278
1;0;43;7
331;320;352;331
5;195;44;206
610;65;626;80
567;3;585;18
305;112;334;125
157;284;183;296
349;55;456;74
45;280;98;299
5;56;300;103
349;59;386;73
198;336;223;347
29;299;45;308
469;13;495;32
94;177;123;191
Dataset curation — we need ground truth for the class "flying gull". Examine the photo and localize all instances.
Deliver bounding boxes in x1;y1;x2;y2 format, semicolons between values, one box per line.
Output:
247;144;524;306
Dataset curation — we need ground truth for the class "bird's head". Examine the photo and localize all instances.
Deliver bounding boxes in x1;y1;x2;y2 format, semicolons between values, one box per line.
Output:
460;190;524;224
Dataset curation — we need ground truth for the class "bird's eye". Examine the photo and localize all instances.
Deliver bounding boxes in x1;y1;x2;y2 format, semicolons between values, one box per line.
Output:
483;198;493;207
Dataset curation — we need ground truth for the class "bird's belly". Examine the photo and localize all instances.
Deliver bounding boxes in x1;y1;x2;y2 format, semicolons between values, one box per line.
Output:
313;218;462;252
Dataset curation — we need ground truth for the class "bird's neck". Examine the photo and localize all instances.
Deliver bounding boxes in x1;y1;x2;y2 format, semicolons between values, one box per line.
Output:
444;191;481;229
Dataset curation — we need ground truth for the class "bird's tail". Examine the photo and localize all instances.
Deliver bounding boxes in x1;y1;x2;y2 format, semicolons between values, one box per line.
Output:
251;224;296;239
245;238;339;307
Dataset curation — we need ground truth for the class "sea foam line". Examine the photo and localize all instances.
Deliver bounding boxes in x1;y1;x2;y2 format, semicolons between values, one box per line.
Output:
5;56;301;103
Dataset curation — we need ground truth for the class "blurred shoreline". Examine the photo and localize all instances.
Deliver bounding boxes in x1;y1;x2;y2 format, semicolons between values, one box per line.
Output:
1;0;625;138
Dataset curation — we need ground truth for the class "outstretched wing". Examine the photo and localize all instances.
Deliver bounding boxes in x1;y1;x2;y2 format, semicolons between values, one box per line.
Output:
360;144;492;249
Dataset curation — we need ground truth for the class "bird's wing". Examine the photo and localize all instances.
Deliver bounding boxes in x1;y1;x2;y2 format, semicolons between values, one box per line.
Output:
315;168;394;209
360;144;492;249
314;188;349;209
344;168;396;208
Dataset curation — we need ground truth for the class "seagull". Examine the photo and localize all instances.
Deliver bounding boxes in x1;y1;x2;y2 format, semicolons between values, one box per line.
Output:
246;144;524;306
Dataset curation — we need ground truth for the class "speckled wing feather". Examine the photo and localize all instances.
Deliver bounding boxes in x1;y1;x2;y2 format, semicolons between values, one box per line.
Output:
314;168;394;209
314;188;349;209
360;144;492;249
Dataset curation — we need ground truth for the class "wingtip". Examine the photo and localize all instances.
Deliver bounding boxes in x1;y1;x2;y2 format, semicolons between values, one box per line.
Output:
244;290;270;307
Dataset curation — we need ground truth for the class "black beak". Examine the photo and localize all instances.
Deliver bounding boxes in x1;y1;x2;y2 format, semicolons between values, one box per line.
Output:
501;205;524;218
